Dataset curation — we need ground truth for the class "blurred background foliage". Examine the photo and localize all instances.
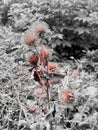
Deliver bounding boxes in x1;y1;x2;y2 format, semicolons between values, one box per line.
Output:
0;0;98;61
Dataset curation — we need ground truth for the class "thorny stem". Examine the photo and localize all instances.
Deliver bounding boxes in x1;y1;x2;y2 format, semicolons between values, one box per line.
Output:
35;68;45;90
46;55;51;109
33;43;39;54
31;38;50;109
47;86;50;109
40;38;51;110
34;60;51;111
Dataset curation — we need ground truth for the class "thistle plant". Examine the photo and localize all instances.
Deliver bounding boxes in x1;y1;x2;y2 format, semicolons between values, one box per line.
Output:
24;20;80;122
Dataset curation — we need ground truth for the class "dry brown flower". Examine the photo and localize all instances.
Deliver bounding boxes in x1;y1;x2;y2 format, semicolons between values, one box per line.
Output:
24;31;37;45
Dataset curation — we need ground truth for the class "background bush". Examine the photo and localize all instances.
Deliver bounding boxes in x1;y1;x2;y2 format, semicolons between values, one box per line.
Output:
1;0;98;61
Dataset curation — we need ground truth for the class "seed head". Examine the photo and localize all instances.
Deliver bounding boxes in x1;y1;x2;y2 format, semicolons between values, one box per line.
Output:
40;47;50;59
28;53;39;65
60;89;74;103
24;31;37;45
33;21;48;33
48;62;58;71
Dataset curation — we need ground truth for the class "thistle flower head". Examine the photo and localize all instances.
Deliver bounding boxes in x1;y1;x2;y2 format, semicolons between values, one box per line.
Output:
60;89;74;103
48;62;58;71
32;21;49;33
28;53;39;65
24;31;37;45
40;46;50;59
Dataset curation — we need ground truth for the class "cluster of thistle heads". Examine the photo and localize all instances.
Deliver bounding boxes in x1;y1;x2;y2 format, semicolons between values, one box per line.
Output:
24;21;57;87
24;21;80;112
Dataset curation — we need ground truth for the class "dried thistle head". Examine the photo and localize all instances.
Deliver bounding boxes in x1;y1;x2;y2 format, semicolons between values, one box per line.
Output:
40;46;50;59
24;31;37;45
32;21;49;33
48;62;58;71
60;89;74;103
28;53;39;65
39;46;50;66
